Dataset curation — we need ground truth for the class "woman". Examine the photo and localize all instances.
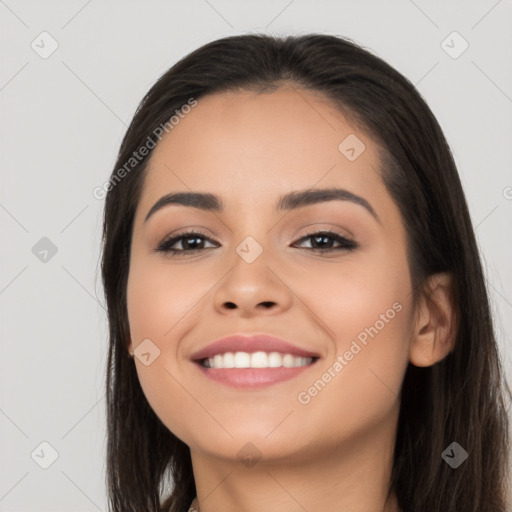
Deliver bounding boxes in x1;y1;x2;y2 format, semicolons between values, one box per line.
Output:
100;33;511;512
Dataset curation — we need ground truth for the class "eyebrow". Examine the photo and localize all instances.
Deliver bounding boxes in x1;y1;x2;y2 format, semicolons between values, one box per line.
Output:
144;187;379;223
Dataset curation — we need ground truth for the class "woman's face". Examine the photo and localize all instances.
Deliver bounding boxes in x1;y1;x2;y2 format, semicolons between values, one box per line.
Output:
126;86;414;463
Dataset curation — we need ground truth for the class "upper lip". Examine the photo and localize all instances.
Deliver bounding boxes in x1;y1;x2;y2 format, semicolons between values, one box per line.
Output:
190;334;321;361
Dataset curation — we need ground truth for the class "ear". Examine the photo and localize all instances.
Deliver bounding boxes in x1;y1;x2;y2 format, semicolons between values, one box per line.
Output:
410;272;458;367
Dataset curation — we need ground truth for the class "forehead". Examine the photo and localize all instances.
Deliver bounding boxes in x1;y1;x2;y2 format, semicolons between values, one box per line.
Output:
137;86;386;214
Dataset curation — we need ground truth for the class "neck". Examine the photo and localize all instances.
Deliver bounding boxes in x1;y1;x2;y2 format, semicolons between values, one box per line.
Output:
189;408;401;512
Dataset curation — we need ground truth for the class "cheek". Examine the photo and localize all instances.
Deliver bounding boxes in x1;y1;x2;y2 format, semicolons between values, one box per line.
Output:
291;249;413;435
321;263;410;354
125;257;209;441
292;245;411;347
126;257;203;345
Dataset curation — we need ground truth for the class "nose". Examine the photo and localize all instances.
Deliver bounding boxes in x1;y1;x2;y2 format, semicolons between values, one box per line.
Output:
212;247;293;318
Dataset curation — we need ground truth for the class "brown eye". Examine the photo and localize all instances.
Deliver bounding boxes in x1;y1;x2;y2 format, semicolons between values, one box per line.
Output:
293;231;357;252
156;231;218;254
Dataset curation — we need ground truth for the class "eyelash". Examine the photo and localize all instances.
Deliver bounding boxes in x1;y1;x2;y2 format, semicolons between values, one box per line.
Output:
156;229;357;255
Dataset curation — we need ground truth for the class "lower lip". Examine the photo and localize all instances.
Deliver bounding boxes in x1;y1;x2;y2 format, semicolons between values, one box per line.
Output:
194;362;315;389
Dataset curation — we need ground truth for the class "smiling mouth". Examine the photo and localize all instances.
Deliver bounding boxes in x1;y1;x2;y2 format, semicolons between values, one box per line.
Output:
198;351;319;369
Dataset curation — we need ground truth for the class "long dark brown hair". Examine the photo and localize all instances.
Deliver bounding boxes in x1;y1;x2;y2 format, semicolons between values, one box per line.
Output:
100;33;511;512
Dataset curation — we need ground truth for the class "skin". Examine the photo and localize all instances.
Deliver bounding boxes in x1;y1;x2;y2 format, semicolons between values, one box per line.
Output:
126;85;456;512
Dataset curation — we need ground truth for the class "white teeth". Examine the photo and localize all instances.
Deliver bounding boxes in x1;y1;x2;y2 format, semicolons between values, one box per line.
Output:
234;352;251;368
268;352;282;367
251;351;268;368
204;351;314;369
223;352;235;368
282;354;295;368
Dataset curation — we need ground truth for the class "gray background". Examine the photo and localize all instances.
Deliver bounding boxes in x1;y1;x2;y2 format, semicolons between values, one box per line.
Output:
1;0;511;510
